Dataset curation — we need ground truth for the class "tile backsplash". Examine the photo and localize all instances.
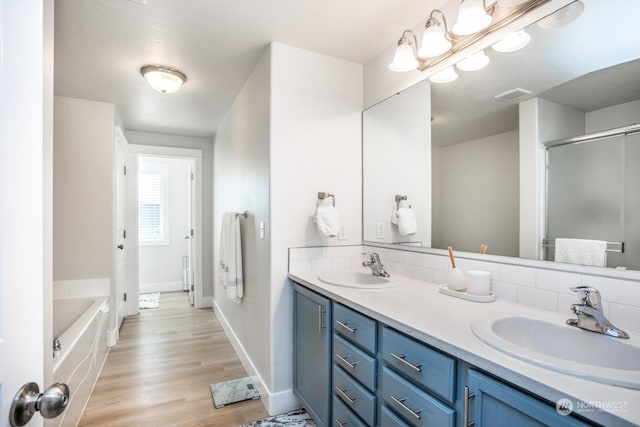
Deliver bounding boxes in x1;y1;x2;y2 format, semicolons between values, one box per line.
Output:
289;245;640;332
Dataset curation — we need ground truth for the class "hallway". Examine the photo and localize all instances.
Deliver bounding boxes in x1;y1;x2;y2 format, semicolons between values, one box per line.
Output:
79;292;268;426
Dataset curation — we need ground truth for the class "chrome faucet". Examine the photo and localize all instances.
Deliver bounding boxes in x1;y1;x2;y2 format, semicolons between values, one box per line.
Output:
566;286;629;339
362;252;390;277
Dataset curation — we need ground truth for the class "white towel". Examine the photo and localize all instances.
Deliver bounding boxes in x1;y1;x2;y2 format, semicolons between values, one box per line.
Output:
554;238;607;267
391;207;417;236
219;212;243;303
314;205;340;238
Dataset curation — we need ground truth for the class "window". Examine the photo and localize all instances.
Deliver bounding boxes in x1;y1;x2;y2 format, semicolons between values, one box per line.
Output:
138;158;169;245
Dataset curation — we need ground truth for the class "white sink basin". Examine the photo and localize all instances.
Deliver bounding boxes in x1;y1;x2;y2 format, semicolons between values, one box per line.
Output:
472;316;640;389
318;272;397;289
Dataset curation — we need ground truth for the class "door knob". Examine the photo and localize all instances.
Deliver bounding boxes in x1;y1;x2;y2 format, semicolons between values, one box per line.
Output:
10;382;70;426
117;244;124;250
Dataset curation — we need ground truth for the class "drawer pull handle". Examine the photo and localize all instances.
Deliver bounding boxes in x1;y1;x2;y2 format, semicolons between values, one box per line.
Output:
335;386;356;405
336;320;357;333
463;385;476;427
318;306;326;335
335;419;348;427
390;395;422;420
336;353;358;369
390;352;422;373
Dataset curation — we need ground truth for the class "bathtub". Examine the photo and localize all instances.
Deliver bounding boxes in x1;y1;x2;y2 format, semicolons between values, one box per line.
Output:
52;297;109;427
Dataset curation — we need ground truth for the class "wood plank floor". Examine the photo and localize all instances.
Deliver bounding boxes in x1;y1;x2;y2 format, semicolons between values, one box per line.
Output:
78;291;269;427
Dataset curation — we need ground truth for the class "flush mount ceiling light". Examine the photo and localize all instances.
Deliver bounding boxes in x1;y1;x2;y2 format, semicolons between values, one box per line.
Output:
140;65;187;94
492;29;531;52
388;0;552;75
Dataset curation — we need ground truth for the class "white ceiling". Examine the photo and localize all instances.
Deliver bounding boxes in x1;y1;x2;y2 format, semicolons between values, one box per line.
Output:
54;0;441;137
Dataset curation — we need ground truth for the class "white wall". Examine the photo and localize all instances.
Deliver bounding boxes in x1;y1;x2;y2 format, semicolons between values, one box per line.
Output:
54;97;115;281
54;96;116;336
213;42;363;413
138;157;191;293
270;41;363;400
432;130;519;256
363;82;431;246
213;46;272;404
125;131;214;301
586;99;640;133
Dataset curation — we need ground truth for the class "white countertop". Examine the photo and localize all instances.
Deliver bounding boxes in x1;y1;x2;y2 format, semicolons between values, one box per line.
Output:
289;271;640;426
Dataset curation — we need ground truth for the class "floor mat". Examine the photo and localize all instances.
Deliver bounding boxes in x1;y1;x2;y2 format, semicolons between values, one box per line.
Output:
210;377;260;409
241;409;316;427
139;292;160;309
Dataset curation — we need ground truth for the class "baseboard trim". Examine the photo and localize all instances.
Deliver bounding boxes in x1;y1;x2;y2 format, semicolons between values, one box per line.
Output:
213;300;299;415
107;326;118;347
140;281;183;294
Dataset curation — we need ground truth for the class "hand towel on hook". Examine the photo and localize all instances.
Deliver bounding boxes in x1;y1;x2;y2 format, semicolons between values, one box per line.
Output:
219;212;243;303
314;204;340;238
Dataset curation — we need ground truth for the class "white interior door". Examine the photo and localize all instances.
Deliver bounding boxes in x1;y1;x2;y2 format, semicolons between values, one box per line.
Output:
114;127;128;331
1;1;52;426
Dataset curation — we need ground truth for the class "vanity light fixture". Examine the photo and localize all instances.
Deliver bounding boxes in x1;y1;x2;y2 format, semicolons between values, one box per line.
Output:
429;66;459;84
492;29;531;52
418;10;453;58
140;65;187;94
456;49;490;71
388;0;550;75
452;0;493;36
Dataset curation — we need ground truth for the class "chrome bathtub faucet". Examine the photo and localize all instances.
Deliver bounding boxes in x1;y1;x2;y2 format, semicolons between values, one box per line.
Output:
362;253;390;277
566;286;629;339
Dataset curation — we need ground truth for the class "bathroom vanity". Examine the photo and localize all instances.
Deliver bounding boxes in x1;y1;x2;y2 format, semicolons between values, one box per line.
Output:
290;272;640;427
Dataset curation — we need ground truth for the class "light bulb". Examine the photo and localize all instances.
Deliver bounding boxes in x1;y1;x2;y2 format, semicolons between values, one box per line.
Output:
452;0;492;36
492;29;531;52
389;41;418;72
456;50;490;71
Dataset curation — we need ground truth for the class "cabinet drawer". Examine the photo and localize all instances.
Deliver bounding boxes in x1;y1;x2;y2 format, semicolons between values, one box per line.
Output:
382;368;455;427
334;303;376;354
333;396;367;427
382;327;456;404
381;405;411;427
333;365;376;426
333;334;377;392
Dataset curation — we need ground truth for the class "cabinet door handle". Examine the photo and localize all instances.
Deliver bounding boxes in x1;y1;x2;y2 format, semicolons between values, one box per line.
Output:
390;395;422;420
390;352;422;373
335;320;357;333
336;353;358;369
463;386;476;427
335;419;348;427
318;305;326;335
335;386;356;405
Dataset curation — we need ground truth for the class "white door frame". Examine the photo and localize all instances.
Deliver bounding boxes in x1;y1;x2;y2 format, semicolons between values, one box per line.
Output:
125;144;204;314
113;126;128;338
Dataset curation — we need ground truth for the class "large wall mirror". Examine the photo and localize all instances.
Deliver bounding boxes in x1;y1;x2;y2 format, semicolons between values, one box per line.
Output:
363;0;640;270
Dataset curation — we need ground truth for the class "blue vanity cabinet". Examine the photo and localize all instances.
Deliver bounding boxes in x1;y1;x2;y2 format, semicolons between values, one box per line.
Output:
380;326;457;427
465;369;592;427
332;303;378;426
293;284;332;427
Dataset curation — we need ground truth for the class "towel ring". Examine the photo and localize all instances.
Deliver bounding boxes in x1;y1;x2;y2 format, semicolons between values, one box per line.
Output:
317;192;335;207
395;195;410;210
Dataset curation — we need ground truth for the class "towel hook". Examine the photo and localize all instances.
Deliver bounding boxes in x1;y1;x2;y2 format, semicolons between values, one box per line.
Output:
235;211;248;218
317;192;335;207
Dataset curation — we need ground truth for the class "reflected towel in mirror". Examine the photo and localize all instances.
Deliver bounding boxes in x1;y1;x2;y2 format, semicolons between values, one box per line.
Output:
554;238;607;267
392;207;417;236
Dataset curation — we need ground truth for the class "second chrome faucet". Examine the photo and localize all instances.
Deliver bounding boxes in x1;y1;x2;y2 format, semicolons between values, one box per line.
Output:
566;286;629;339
